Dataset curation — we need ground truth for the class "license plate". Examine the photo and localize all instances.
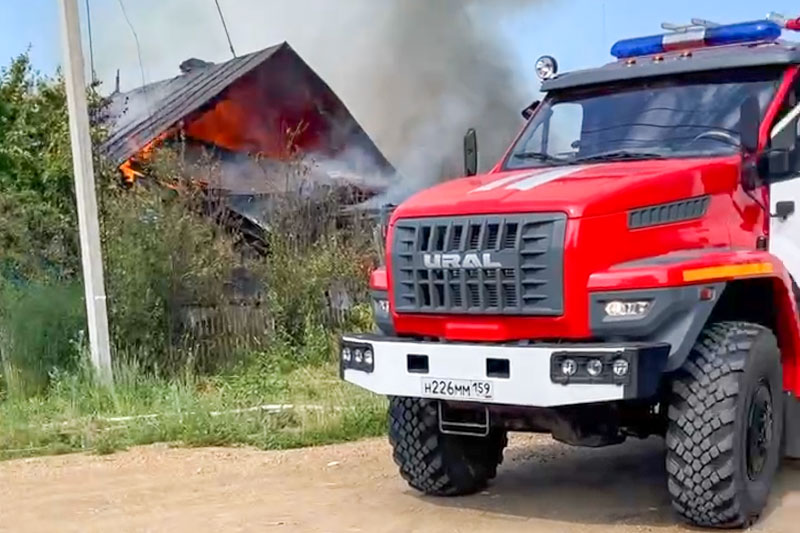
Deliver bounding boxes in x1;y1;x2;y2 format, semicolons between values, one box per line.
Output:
421;378;493;400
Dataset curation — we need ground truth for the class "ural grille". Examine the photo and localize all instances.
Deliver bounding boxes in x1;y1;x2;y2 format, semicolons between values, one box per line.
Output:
392;214;566;315
628;196;710;229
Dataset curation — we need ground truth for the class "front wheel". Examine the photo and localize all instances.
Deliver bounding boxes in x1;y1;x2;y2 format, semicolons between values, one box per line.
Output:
666;322;784;528
388;397;507;496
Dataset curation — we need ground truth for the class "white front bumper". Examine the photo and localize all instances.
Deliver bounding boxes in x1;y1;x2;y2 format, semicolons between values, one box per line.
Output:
341;335;641;408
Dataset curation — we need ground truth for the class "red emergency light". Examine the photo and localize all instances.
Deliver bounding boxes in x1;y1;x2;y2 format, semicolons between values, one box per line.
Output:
769;12;800;31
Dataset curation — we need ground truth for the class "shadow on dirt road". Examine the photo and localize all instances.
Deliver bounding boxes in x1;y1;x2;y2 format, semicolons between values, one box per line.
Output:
424;435;800;529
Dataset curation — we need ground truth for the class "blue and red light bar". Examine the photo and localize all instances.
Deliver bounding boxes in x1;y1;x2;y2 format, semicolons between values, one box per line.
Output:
611;20;783;59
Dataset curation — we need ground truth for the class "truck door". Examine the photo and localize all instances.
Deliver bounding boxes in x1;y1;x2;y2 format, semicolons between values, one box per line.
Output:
769;82;800;283
771;177;800;281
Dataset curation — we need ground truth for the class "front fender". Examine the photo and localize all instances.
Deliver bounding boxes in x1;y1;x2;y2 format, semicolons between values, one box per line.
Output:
587;249;800;390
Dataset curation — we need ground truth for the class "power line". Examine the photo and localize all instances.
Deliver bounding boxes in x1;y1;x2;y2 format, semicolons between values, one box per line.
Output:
116;0;147;90
214;0;237;58
85;0;96;82
115;0;152;117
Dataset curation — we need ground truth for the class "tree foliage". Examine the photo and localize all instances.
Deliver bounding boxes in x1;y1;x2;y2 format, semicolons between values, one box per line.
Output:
0;53;79;282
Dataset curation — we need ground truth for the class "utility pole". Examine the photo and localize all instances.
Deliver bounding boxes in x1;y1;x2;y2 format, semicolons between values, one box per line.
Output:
58;0;113;385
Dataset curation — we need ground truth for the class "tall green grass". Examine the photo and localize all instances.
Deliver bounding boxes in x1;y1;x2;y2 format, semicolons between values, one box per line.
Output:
0;282;86;398
0;351;386;460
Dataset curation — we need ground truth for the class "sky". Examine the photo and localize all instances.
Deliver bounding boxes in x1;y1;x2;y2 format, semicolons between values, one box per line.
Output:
2;0;800;170
3;1;799;85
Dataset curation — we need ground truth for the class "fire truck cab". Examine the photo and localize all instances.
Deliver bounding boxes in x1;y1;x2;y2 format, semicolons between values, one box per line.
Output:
341;16;800;528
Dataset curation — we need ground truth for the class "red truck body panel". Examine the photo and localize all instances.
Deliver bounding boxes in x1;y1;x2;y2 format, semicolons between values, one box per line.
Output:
386;157;763;337
372;64;800;398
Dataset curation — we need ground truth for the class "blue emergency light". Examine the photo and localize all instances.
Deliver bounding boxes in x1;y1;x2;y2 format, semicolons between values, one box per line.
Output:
611;20;783;59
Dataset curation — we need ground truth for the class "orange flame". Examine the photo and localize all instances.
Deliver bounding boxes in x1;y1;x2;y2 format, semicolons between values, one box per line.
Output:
118;130;174;184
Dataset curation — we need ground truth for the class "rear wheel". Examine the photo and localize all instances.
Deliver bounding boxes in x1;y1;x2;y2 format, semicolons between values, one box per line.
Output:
388;396;507;496
666;322;784;528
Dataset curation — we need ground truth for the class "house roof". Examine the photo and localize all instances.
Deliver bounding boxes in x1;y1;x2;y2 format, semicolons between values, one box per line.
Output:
100;42;394;178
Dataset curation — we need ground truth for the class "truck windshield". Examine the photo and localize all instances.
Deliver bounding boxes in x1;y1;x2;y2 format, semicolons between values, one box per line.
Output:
505;68;784;170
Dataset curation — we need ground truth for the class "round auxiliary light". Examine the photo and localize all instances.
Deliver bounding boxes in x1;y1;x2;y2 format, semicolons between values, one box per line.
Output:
364;349;374;365
535;55;559;80
587;359;604;377
342;347;352;362
561;358;578;377
612;359;630;377
354;348;364;363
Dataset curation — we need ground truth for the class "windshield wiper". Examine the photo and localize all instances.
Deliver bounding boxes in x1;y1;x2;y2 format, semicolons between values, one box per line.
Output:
512;151;569;164
573;150;666;163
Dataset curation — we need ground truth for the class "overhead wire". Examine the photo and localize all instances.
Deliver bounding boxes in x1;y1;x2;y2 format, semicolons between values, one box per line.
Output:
85;0;96;82
214;0;237;58
116;0;152;115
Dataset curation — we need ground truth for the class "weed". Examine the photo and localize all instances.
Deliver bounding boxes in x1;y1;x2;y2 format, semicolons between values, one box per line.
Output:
0;354;387;460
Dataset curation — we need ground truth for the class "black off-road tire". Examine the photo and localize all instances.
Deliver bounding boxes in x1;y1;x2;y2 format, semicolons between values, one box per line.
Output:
388;396;507;496
666;322;784;528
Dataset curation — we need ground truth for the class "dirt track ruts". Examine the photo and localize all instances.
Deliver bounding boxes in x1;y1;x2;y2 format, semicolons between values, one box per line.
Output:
1;434;799;532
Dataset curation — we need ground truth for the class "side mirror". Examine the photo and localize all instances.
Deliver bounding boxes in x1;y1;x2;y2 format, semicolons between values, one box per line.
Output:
522;100;540;120
739;96;760;154
464;128;478;177
760;113;798;181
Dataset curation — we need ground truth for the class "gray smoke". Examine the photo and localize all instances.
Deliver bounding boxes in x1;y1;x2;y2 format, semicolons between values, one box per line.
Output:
91;0;544;201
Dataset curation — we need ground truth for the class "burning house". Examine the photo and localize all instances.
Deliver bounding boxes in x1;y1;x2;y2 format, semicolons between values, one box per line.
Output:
101;42;396;233
100;43;396;353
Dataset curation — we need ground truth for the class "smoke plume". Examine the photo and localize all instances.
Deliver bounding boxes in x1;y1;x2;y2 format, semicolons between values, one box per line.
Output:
91;0;544;201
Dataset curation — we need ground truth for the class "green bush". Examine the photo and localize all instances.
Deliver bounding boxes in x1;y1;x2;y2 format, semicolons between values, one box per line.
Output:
101;184;244;374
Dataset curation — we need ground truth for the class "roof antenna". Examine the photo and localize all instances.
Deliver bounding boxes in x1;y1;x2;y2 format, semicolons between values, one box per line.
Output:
690;18;721;28
662;18;720;33
661;22;693;32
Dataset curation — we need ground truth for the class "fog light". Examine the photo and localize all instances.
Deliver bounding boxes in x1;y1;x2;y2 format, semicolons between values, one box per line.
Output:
612;359;630;377
364;349;374;365
561;358;578;377
604;300;651;319
354;348;364;363
374;299;390;315
586;359;604;377
342;347;352;362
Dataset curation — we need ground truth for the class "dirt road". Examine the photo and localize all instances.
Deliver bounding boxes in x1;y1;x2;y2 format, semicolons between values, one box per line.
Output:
1;435;799;533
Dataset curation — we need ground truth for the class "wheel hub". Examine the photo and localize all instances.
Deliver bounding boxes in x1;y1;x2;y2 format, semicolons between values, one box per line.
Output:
746;380;774;481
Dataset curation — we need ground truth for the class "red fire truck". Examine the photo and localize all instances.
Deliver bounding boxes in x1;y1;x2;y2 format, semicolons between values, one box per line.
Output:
340;15;800;528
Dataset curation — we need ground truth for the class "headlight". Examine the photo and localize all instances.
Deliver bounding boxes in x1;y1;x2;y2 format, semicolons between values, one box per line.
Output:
551;351;632;385
612;359;630;377
561;358;578;377
604;300;651;319
340;340;375;373
586;359;604;377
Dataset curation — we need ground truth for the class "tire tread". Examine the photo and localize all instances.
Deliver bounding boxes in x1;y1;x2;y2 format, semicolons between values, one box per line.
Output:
388;397;506;496
666;321;776;528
